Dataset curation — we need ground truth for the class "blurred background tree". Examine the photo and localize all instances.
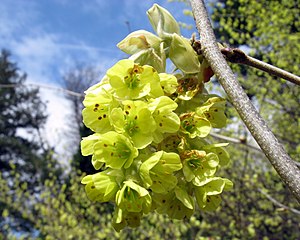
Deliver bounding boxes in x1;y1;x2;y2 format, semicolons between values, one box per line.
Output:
212;0;300;159
61;63;99;174
168;0;300;238
188;0;300;238
0;50;51;181
0;49;62;236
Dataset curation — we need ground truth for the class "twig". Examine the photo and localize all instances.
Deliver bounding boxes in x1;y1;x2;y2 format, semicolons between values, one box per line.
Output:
257;188;300;215
221;47;300;86
210;132;300;167
190;0;300;203
210;132;261;152
0;83;84;98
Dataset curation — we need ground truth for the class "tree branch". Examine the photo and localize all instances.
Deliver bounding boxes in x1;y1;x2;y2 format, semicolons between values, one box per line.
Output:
190;0;300;203
209;132;300;167
0;83;84;98
220;47;300;86
210;132;261;152
257;188;300;215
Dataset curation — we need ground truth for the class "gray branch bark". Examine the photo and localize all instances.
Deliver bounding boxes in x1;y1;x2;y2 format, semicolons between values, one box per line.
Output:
190;0;300;203
220;47;300;85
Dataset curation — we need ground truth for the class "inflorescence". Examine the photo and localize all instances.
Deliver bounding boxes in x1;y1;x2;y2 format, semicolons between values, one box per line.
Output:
81;4;232;231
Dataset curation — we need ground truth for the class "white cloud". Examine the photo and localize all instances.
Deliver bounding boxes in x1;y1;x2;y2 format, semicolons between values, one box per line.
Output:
40;89;73;158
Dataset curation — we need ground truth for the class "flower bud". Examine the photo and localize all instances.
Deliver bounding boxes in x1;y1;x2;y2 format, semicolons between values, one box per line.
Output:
117;30;162;54
130;47;165;73
169;34;200;74
147;4;180;40
158;73;178;95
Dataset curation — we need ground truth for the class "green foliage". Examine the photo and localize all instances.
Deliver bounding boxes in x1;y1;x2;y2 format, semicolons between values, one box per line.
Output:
162;0;300;238
80;4;233;231
191;0;300;238
212;0;300;159
2;162;299;239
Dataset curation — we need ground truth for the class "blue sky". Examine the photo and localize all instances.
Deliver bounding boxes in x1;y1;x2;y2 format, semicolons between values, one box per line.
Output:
1;0;194;86
0;0;195;158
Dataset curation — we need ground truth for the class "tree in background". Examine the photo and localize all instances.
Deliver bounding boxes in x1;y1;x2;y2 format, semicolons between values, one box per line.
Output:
62;63;99;174
187;0;300;238
0;50;61;183
212;0;299;159
0;50;62;236
0;169;201;240
62;63;98;132
166;0;300;238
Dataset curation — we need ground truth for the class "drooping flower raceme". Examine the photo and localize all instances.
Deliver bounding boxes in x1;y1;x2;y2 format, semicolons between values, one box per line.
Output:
81;4;233;232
